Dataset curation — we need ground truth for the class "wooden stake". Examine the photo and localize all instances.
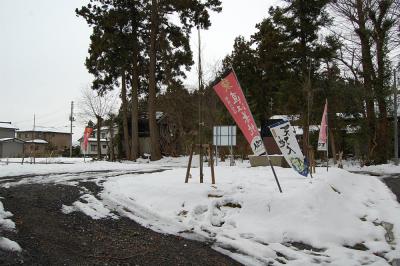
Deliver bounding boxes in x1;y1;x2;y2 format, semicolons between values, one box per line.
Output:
209;144;215;184
185;144;194;183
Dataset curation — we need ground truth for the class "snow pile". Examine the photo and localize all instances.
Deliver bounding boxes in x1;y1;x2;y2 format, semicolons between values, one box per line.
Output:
346;163;400;177
0;157;88;165
100;165;400;265
0;198;21;252
0;161;165;181
2;157;399;264
62;194;118;220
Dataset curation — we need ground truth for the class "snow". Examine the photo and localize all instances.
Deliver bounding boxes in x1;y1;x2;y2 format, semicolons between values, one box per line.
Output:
0;200;15;231
0;138;14;142
0;198;21;252
0;237;21;252
84;138;108;142
1;157;400;264
17;126;70;134
98;165;400;265
25;139;48;144
0;157;87;165
0;123;17;130
0;162;165;189
346;163;400;176
270;115;300;121
292;125;320;135
62;194;117;220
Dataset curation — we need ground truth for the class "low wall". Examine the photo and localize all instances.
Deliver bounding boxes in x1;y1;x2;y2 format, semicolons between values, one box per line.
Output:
248;155;290;168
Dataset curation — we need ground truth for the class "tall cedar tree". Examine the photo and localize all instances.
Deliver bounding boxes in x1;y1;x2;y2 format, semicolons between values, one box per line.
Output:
270;0;332;154
76;1;140;160
78;0;221;161
146;0;222;161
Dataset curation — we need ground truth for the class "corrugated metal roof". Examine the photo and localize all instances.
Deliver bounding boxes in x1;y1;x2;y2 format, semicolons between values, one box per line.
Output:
0;138;24;143
0;123;17;130
0;138;14;142
25;139;48;144
17;126;70;134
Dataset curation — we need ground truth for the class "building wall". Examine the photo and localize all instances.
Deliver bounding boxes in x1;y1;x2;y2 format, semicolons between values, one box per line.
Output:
139;137;151;155
17;131;71;153
0;128;15;139
0;142;24;158
24;143;48;156
80;140;108;156
263;137;281;155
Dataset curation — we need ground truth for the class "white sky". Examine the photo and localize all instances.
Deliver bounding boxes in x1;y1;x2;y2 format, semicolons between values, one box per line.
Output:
0;0;277;141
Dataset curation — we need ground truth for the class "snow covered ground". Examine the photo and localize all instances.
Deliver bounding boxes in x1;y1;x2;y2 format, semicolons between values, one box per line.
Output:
0;198;21;252
0;157;87;165
346;162;400;177
1;157;400;265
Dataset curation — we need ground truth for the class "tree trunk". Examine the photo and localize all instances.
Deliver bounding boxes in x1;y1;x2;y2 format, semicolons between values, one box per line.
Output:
355;0;377;163
108;117;115;162
325;62;337;164
375;58;389;164
373;16;390;164
121;71;132;160
302;118;310;155
148;0;162;161
327;99;337;165
329;128;337;165
96;115;102;160
131;43;140;161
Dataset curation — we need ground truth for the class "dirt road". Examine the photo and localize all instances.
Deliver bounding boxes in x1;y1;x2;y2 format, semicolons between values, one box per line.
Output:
0;176;241;265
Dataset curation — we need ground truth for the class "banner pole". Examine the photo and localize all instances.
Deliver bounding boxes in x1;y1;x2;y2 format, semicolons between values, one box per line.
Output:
265;150;283;193
326;100;329;172
231;67;282;193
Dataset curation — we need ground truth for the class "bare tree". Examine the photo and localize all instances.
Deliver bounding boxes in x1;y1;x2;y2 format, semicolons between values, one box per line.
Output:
331;0;400;163
79;86;117;159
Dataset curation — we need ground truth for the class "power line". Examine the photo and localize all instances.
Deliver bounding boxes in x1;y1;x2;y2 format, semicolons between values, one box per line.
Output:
12;107;68;125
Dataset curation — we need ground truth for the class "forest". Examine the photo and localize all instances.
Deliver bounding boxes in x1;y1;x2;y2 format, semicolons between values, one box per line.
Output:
77;0;400;165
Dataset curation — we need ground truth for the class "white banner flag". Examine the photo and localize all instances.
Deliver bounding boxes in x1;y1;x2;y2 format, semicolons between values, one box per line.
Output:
269;121;309;177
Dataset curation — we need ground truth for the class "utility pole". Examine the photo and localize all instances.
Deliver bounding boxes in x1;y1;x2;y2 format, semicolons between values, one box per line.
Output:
394;69;398;165
198;26;204;183
69;101;74;158
33;114;36;164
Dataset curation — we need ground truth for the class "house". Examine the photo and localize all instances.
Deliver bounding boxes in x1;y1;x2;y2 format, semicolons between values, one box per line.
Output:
23;139;49;156
79;126;117;157
0;122;24;158
17;126;72;155
80;112;179;158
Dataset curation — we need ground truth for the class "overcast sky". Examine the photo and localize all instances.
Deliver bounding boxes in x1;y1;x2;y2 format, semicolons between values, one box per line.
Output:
0;0;277;141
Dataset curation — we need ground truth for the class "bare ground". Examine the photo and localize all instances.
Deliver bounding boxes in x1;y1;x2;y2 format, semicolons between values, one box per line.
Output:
0;182;242;266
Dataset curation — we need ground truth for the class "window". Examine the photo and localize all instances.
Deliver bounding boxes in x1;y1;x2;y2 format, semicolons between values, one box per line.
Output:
101;133;106;139
102;145;107;149
90;144;97;151
25;133;28;138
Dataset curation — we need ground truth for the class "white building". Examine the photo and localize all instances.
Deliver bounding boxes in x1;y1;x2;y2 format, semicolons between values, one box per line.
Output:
79;126;117;157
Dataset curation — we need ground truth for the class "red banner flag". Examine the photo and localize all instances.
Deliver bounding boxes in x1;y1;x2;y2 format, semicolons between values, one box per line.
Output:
83;127;93;152
213;71;265;156
317;100;328;151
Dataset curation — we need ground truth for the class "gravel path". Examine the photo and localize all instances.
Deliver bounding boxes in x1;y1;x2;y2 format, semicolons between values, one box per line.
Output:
350;171;400;204
0;182;242;265
382;175;400;204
